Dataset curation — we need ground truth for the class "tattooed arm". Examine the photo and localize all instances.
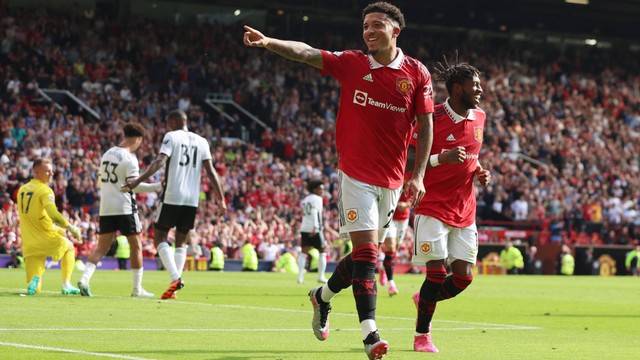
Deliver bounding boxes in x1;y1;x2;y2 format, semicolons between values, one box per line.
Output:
243;25;323;69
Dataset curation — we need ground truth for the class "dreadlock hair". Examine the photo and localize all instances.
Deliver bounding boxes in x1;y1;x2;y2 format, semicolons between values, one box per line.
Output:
433;51;482;95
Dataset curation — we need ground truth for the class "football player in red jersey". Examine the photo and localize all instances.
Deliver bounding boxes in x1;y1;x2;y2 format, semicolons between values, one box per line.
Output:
244;2;434;358
412;56;491;353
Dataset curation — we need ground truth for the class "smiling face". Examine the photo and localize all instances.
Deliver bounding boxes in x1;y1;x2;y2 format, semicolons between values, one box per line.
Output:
362;12;399;57
457;75;483;110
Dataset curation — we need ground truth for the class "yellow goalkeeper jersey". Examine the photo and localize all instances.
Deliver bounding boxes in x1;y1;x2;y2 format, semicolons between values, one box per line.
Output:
17;179;70;259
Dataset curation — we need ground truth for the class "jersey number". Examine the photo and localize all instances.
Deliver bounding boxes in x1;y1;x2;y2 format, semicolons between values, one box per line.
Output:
303;203;313;216
101;161;119;183
179;144;198;168
382;209;395;229
20;192;34;214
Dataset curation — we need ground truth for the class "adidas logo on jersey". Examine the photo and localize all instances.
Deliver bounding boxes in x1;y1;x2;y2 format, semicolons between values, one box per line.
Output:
446;134;456;141
362;73;373;82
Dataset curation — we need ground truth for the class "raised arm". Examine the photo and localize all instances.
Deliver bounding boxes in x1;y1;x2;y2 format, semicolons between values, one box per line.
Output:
243;25;323;69
404;112;433;206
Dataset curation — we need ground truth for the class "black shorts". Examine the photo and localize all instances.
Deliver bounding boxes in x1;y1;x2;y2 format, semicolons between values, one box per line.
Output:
155;202;197;233
99;214;142;236
301;231;326;251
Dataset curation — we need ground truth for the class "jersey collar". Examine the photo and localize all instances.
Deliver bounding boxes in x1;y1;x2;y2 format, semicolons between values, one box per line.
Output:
444;98;476;124
368;48;405;70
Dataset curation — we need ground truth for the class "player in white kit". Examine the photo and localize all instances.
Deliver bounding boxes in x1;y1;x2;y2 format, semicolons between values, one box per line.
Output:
298;179;328;284
123;110;226;299
78;123;161;297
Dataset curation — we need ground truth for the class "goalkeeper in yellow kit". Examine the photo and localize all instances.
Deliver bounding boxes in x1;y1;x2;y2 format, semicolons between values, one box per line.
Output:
17;158;83;295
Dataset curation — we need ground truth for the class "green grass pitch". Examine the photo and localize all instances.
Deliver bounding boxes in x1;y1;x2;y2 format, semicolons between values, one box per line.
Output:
1;268;638;359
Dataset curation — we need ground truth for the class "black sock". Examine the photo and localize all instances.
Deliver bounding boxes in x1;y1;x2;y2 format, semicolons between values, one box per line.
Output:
416;267;446;333
327;253;353;294
383;251;395;281
352;244;378;322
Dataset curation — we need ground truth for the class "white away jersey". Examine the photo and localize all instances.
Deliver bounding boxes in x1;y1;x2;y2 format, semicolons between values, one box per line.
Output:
300;193;323;232
99;146;140;216
159;130;212;207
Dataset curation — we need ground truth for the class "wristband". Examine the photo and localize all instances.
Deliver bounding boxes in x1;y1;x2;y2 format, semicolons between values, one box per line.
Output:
429;154;440;167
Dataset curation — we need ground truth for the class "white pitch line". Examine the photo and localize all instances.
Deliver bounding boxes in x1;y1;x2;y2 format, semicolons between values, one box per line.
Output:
1;286;542;331
0;341;154;360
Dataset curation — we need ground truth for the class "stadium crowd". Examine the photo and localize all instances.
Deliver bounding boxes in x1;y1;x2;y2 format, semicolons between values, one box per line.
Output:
1;5;639;266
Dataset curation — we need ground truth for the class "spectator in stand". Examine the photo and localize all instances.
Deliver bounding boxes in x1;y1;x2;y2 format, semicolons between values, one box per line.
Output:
624;244;640;276
511;194;529;220
559;244;575;275
243;3;434;358
500;241;524;275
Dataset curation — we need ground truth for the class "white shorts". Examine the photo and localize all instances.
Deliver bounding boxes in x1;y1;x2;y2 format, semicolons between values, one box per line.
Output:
338;171;401;243
383;218;409;240
411;215;478;265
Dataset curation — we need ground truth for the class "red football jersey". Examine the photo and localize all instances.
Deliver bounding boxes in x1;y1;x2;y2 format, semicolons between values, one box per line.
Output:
414;100;486;227
320;49;434;189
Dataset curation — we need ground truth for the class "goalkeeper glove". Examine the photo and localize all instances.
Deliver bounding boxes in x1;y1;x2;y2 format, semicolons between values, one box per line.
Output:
67;225;83;242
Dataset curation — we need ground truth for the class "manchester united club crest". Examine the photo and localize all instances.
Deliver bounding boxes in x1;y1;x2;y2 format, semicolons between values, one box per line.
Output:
396;77;412;94
474;126;483;143
346;208;359;223
420;242;432;254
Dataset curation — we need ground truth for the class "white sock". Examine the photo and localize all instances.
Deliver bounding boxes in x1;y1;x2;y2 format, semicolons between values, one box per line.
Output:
361;319;377;340
157;242;180;281
132;267;143;291
297;254;306;282
317;252;327;280
320;283;337;303
80;262;97;284
174;247;187;277
388;279;396;288
62;281;72;288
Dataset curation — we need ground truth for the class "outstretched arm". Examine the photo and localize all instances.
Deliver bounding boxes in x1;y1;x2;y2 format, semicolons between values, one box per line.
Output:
122;154;168;191
243;25;323;69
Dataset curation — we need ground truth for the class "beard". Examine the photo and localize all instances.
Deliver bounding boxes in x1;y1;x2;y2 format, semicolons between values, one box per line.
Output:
368;48;380;56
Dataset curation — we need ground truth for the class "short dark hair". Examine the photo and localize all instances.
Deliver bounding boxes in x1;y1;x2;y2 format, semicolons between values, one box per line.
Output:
307;179;324;193
123;122;146;138
168;109;187;124
433;52;483;94
363;2;405;29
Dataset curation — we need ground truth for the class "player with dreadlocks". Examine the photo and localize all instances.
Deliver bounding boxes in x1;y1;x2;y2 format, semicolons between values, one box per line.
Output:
411;54;492;352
